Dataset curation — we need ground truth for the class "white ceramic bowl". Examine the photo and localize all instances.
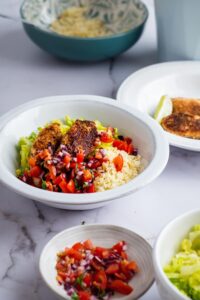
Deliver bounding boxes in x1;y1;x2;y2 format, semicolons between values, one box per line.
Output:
39;224;154;300
117;61;200;151
0;95;169;210
153;209;200;300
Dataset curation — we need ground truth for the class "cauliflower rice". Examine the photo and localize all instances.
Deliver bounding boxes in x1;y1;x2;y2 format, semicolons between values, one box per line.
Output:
94;147;142;192
51;6;112;38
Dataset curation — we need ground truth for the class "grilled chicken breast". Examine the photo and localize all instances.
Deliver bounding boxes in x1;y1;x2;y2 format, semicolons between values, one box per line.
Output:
172;97;200;116
31;123;62;156
59;120;98;155
161;113;200;139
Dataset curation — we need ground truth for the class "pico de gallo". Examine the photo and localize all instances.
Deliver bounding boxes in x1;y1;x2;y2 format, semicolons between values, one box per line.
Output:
56;240;139;300
16;116;138;193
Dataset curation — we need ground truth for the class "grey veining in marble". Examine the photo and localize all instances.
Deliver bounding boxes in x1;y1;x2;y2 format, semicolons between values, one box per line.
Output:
0;1;200;299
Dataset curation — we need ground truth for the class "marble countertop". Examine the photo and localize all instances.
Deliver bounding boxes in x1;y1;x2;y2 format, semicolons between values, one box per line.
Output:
1;1;200;299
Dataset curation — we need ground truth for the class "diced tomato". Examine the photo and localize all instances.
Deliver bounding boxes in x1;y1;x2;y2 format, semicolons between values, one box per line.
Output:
94;247;107;258
91;258;103;271
65;248;83;261
29;166;42;177
127;261;139;273
127;144;134;155
77;150;85;163
113;140;128;152
70;162;77;169
67;179;75;193
57;271;67;281
54;174;65;185
83;273;92;287
121;251;128;260
48;165;57;180
106;263;119;274
102;250;110;259
77;291;91;300
72;242;84;252
115;272;127;281
109;280;133;295
113;139;122;148
56;262;66;272
112;241;126;254
93;270;107;290
124;137;132;144
59;180;69;193
100;132;113;143
46;181;53;191
63;154;71;165
86;184;95;193
83;239;94;250
83;169;92;182
70;169;75;179
120;261;132;280
28;157;36;167
113;154;123;172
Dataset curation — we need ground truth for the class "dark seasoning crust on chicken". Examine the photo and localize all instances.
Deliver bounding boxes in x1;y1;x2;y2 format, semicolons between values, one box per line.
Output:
161;98;200;139
31;123;62;156
59;120;98;155
31;120;98;157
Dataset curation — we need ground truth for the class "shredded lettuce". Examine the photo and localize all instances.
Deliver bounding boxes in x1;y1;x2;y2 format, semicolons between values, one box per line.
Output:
52;119;70;135
65;115;76;127
95;120;107;132
164;224;200;299
17;132;37;171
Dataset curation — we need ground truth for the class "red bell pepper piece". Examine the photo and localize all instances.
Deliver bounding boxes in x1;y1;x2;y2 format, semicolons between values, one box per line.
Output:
113;154;124;172
67;179;75;193
109;280;133;295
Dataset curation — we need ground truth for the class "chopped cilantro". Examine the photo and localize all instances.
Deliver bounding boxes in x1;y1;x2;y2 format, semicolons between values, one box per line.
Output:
71;292;79;300
75;274;84;287
42;180;47;190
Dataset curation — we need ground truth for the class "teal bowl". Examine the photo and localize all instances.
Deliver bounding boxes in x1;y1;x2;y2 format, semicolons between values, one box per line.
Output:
20;0;148;62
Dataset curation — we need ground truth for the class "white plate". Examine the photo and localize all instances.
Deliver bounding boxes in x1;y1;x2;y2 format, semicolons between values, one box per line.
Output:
40;224;154;300
0;95;169;210
117;61;200;151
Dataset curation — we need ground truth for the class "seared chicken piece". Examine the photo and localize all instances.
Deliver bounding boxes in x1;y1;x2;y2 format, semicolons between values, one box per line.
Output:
58;120;98;155
31;123;62;156
161;113;200;139
172;98;200;116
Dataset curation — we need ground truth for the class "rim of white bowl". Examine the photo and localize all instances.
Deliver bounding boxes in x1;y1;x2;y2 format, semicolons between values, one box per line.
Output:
39;224;154;300
153;208;200;300
117;61;200;152
0;95;169;205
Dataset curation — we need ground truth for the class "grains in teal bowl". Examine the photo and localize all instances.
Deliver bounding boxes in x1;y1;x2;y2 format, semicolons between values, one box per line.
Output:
20;0;148;62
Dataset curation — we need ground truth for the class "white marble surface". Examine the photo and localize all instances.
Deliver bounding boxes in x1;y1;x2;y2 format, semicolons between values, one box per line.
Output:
0;1;200;299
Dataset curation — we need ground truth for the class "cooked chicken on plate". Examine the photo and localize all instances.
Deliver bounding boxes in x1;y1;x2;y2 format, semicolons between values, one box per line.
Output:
172;97;200;116
161;112;200;139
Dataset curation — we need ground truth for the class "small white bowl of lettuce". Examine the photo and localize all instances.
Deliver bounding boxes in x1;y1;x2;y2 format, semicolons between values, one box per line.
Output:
153;209;200;300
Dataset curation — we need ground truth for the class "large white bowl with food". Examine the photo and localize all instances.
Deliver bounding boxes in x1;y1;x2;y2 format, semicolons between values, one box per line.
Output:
153;209;200;300
0;95;169;210
117;61;200;151
39;224;154;300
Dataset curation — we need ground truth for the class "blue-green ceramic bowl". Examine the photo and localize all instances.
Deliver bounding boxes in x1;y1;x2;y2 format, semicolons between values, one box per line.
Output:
20;0;148;62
